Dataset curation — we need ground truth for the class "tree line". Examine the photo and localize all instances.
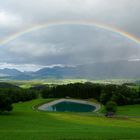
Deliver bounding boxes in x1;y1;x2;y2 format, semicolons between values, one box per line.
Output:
41;82;140;106
0;83;38;113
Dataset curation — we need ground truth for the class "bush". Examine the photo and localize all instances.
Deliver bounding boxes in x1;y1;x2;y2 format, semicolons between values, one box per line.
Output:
105;101;117;116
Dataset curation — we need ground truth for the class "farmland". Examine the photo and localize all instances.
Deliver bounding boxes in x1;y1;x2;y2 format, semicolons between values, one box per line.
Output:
0;99;139;140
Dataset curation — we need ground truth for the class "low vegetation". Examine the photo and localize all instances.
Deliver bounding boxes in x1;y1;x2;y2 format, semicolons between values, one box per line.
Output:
117;104;140;116
0;82;140;139
0;99;140;140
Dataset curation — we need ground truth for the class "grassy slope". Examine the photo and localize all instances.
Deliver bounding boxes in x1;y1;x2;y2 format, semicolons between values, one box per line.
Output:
0;99;140;140
117;105;140;116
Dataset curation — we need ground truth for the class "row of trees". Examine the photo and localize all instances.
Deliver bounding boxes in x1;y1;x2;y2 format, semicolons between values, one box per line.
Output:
41;83;140;106
0;88;38;103
0;87;38;113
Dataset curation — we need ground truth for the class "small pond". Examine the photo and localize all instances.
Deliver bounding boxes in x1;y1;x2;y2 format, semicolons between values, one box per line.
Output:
39;100;96;112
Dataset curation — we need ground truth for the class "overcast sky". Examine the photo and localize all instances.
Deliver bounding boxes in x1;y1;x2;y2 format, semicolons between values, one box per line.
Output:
0;0;140;71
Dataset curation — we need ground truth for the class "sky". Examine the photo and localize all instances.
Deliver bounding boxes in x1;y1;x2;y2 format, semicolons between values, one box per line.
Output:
0;0;140;71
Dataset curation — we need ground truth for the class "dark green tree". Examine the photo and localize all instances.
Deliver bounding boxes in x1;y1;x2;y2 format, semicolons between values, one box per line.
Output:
105;101;117;116
0;94;13;113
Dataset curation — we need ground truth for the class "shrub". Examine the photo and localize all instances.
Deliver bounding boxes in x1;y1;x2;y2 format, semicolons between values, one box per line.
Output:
105;101;117;116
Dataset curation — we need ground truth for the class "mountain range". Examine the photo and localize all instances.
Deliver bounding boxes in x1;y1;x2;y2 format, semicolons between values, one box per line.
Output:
0;60;140;80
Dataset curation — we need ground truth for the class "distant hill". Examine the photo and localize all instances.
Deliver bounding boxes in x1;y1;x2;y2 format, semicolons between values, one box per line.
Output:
0;68;22;77
1;60;140;80
34;66;78;78
0;82;19;89
34;60;140;79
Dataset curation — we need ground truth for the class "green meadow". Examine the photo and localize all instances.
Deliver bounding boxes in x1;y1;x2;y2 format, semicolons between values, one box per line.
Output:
0;99;140;140
117;104;140;116
1;78;138;89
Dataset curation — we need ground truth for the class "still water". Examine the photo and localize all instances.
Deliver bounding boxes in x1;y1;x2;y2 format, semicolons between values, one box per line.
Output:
46;101;96;112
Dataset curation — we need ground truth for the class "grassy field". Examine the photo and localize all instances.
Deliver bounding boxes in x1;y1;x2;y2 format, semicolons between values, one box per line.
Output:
0;99;140;140
117;104;140;116
1;79;88;88
1;78;138;88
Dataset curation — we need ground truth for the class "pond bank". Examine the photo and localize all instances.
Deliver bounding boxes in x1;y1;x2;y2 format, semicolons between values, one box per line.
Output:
38;98;101;112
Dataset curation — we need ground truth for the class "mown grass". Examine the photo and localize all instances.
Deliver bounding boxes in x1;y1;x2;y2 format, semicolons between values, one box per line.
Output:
0;99;140;140
117;104;140;116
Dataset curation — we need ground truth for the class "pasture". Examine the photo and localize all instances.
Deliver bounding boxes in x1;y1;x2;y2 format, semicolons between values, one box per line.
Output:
0;99;139;140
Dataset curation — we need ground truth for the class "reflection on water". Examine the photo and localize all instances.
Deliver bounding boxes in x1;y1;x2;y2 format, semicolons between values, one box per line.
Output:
46;101;95;112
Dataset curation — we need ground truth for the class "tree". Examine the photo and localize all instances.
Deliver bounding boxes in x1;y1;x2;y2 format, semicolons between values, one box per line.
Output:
0;94;13;113
105;101;117;117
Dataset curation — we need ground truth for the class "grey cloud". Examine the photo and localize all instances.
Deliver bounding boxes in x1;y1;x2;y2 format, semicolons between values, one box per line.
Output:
1;0;140;36
0;0;140;70
1;25;140;66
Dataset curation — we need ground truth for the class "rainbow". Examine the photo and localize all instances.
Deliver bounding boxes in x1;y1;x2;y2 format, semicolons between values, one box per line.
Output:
0;20;140;46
